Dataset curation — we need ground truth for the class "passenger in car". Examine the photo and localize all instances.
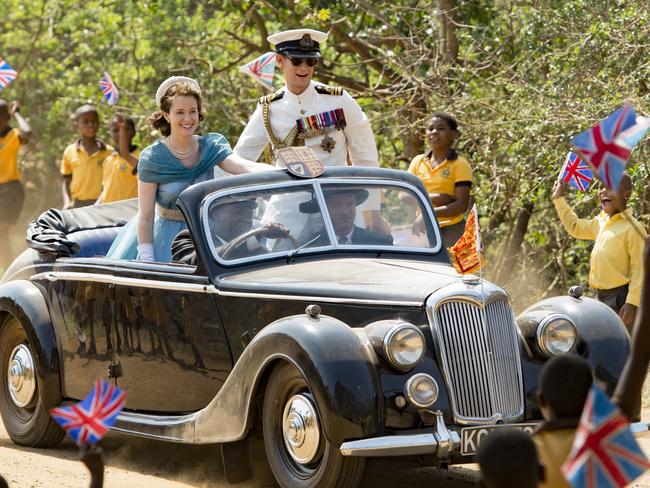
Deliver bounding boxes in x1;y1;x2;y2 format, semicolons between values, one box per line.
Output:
105;77;271;262
478;428;541;488
301;188;393;246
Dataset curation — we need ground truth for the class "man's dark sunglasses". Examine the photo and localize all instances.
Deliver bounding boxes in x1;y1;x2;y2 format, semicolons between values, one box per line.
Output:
287;56;319;67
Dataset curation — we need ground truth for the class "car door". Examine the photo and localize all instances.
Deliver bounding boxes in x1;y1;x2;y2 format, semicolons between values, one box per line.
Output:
41;259;117;400
110;261;232;413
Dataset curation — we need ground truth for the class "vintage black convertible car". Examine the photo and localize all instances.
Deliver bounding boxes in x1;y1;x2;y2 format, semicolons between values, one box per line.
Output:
0;167;635;487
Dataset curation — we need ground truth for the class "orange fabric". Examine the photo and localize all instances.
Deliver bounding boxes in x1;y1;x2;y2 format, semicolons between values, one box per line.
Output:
0;128;22;183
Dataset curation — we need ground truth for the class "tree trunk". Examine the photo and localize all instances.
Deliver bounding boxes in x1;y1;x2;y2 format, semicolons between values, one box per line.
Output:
497;201;534;283
438;0;459;65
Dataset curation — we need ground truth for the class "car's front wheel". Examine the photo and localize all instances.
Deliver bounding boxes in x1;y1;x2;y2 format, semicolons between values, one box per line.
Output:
263;362;365;488
0;315;64;447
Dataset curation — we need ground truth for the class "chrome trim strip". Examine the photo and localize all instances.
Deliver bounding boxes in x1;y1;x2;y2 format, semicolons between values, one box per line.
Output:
30;271;212;293
30;271;423;306
214;288;422;307
111;411;197;443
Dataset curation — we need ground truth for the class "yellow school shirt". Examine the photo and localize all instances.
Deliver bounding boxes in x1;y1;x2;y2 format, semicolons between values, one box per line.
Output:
0;128;22;183
554;197;647;306
60;140;111;201
407;152;473;227
101;148;140;203
533;428;575;488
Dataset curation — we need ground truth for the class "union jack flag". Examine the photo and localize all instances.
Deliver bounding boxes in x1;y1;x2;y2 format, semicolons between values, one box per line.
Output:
562;385;650;488
0;57;18;91
615;116;650;151
571;105;637;191
50;379;126;445
239;52;276;90
99;71;119;106
559;151;592;192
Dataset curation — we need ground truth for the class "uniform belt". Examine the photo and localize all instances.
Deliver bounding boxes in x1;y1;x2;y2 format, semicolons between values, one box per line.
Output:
156;204;184;221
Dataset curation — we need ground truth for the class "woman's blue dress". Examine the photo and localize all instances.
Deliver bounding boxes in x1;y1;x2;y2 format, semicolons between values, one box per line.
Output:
106;133;232;262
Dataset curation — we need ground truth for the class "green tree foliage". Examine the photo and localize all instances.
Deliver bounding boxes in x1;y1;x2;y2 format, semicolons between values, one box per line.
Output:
1;0;648;306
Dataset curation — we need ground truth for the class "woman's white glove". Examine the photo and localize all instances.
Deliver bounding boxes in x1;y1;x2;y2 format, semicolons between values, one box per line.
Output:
137;243;155;262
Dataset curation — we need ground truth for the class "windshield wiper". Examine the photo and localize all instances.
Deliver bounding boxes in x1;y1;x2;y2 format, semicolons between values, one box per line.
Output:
286;234;322;263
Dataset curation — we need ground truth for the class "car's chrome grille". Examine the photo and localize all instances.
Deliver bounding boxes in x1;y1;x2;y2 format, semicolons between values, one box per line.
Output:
433;297;523;423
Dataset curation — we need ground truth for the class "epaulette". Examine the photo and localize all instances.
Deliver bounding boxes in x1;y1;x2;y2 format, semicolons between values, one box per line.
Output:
259;90;285;104
315;84;343;96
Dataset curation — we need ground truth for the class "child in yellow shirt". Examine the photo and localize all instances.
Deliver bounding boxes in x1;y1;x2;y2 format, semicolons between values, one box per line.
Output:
97;113;139;204
0;99;31;270
60;105;111;209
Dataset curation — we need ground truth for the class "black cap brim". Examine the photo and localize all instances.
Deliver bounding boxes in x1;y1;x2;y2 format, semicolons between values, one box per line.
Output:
278;49;321;59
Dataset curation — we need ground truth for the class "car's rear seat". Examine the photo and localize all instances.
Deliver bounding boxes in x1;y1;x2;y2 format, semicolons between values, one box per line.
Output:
66;227;122;258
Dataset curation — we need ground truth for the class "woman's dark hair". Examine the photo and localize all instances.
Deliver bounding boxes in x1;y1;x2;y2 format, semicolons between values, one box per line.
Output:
149;81;205;137
431;112;459;161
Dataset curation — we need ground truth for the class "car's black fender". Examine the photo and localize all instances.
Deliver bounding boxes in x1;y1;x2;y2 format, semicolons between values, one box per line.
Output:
194;312;381;445
517;294;630;407
0;280;61;409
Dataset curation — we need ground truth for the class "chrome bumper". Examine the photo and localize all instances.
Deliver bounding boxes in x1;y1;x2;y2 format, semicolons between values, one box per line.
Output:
340;418;650;458
340;411;460;457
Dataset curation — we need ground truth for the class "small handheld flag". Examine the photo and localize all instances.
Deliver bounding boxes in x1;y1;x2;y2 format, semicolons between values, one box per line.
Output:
99;72;119;106
239;52;276;90
0;57;18;91
561;385;650;488
448;204;485;275
559;152;593;192
571;105;637;191
50;379;126;445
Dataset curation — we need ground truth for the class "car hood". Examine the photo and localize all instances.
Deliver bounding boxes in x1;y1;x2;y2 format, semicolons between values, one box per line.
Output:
217;258;467;305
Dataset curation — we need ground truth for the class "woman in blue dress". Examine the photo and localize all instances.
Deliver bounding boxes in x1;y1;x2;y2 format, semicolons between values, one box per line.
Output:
107;76;270;262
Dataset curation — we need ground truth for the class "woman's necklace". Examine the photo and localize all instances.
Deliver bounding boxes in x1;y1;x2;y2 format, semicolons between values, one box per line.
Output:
165;135;197;160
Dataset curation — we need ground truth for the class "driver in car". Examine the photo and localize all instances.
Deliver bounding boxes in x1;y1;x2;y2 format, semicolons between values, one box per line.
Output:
171;196;293;264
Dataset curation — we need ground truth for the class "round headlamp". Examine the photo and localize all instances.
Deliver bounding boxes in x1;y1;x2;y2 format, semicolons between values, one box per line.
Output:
404;373;439;408
536;314;577;357
383;323;425;371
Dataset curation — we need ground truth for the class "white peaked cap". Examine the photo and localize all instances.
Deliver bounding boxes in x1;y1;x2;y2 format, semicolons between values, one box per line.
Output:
267;29;329;46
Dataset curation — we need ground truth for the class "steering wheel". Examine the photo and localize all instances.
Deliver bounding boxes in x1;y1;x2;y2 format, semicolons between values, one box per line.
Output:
220;223;298;260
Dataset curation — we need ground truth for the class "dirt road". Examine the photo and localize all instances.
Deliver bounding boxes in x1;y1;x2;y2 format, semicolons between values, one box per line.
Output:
2;419;650;488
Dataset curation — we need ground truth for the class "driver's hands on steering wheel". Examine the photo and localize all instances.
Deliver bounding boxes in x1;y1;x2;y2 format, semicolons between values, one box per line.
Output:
258;222;292;239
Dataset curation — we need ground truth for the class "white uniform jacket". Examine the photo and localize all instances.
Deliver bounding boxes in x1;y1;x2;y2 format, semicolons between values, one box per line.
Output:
233;81;378;168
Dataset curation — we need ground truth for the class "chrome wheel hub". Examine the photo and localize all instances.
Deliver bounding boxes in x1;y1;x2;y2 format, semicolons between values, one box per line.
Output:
7;344;36;408
282;394;320;464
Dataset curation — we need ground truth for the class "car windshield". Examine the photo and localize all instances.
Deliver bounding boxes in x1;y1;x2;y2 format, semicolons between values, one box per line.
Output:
204;181;440;263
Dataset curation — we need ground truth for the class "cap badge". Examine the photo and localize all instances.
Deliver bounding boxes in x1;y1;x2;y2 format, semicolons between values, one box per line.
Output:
299;34;315;48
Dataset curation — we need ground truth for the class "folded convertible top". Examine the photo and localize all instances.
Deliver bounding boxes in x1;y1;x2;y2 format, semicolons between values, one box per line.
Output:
26;199;138;257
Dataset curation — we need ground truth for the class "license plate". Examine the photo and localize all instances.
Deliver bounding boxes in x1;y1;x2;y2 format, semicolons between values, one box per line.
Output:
460;423;539;455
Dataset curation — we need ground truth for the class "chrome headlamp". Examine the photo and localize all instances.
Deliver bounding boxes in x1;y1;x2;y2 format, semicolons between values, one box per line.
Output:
536;314;577;357
383;323;426;371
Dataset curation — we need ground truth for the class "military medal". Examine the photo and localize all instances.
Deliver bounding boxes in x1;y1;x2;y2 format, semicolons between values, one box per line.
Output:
320;134;336;153
296;108;347;141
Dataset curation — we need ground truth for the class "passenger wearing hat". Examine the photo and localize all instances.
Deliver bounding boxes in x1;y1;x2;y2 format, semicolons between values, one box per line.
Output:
303;188;393;247
234;28;390;235
106;76;271;262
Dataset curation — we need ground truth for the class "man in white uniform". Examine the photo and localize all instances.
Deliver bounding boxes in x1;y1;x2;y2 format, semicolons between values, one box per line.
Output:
234;28;389;234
